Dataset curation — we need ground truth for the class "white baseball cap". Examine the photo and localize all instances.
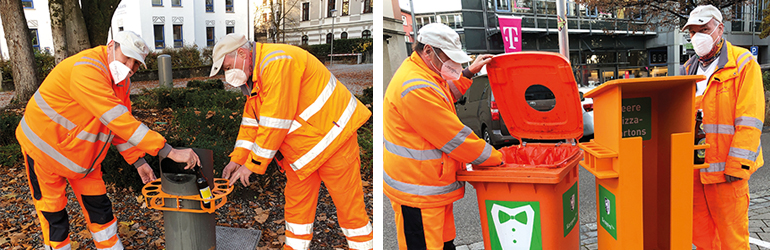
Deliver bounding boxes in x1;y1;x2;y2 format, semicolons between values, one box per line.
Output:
682;5;723;31
209;33;249;77
417;23;472;64
112;31;150;67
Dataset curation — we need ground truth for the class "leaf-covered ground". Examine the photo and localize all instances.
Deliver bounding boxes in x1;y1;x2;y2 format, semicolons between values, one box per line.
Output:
0;65;373;249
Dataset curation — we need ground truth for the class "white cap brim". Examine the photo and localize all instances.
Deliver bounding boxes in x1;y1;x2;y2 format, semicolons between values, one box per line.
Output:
210;56;225;77
682;16;713;31
443;48;472;64
120;46;147;67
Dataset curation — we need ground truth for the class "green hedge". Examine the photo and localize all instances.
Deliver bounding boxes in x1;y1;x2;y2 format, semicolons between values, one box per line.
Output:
0;113;22;167
301;38;373;62
142;46;207;72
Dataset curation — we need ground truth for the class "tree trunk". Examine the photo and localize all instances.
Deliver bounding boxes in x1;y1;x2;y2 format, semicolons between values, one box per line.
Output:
80;0;120;47
49;0;68;64
63;0;90;55
0;0;40;102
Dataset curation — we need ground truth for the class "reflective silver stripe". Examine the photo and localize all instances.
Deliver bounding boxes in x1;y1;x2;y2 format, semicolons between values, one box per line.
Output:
341;222;372;237
91;221;118;242
241;117;259;127
703;124;735;135
288;120;302;134
45;244;72;250
402;78;441;89
100;105;129;126
384;139;442;160
34;91;76;130
96;238;123;250
384;170;463;196
729;145;761;162
470;143;493;165
81;56;108;72
440;126;472;154
285;221;313;235
446;80;463;101
260;50;286;65
76;130;114;143
234;140;254;150
20;118;91;174
260;55;293;73
735;116;763;131
299;75;337;121
74;61;107;74
347;240;373;250
258;116;292;129
285;237;311;250
127;123;150;146
290;96;357;171
251;142;277;159
401;84;449;102
737;52;753;72
701;162;726;172
115;142;132;152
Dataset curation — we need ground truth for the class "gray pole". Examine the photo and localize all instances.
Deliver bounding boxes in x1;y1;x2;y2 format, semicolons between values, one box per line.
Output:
409;0;418;41
556;0;569;59
330;9;336;65
158;54;173;88
159;148;216;250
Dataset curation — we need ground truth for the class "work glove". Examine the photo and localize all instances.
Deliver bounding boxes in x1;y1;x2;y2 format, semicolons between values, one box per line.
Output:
221;161;242;179
136;163;157;184
227;165;254;187
166;147;201;170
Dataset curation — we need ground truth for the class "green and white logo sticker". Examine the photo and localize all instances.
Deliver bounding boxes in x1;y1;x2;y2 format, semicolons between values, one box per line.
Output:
598;185;617;239
486;200;542;250
562;183;579;237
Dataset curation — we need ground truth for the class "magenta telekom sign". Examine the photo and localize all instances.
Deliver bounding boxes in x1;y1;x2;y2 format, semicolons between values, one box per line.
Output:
498;16;522;53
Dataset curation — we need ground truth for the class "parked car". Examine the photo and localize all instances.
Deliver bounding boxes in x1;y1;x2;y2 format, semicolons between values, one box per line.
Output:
455;74;596;147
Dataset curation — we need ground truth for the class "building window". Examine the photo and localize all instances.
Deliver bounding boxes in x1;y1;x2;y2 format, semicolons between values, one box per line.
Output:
172;0;181;6
326;33;333;44
226;26;234;34
153;0;162;6
226;0;234;12
301;35;309;45
30;29;39;50
328;0;336;17
22;0;33;8
496;0;510;12
402;15;408;25
361;30;371;39
206;0;214;12
363;0;372;13
206;27;215;47
342;0;349;16
341;32;348;39
302;2;310;21
173;25;183;48
154;25;165;49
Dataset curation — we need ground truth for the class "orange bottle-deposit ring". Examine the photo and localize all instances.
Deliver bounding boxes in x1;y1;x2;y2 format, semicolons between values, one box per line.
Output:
142;178;234;214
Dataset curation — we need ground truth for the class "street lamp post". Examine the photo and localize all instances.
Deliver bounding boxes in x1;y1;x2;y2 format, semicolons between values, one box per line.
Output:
330;9;337;65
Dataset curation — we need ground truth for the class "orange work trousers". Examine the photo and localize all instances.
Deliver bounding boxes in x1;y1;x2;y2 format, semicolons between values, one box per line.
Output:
692;170;750;250
23;151;122;250
282;135;373;250
390;200;456;250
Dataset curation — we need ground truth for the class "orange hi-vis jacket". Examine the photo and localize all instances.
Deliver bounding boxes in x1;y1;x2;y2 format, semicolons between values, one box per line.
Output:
384;52;503;208
230;43;371;180
682;41;765;184
16;46;169;176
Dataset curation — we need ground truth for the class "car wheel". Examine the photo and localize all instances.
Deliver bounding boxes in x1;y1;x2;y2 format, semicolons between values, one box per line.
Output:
483;128;492;145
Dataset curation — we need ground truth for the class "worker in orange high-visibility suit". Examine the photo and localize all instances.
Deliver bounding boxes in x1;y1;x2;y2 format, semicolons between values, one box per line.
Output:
680;5;765;250
15;31;200;250
384;23;504;250
207;34;373;250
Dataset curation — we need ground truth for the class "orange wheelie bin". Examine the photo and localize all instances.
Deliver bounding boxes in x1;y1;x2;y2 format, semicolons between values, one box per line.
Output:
457;52;583;250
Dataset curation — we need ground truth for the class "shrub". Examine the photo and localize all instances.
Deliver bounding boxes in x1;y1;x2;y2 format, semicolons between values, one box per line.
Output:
0;144;22;167
763;71;770;93
0;112;21;146
188;79;225;90
0;49;56;87
301;38;373;63
142;45;207;72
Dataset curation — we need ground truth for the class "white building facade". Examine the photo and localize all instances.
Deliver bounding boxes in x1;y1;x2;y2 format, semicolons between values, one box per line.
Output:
285;0;374;45
0;0;253;59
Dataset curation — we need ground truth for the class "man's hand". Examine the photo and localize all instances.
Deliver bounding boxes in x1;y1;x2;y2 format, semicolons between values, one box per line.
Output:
725;174;743;183
136;163;157;184
221;161;242;179
167;148;200;170
227;165;254;187
467;54;494;75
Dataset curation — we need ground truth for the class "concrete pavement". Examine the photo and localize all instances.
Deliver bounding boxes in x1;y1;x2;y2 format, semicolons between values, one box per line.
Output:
383;132;770;250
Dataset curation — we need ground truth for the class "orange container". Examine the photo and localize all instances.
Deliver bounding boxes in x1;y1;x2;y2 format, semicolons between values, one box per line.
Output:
457;52;583;250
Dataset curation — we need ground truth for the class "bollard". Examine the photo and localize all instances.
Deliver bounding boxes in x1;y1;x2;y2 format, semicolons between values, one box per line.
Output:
158;54;173;88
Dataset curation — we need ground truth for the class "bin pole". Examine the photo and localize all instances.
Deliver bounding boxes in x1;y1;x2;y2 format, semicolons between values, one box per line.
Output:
158;54;173;88
161;149;216;250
